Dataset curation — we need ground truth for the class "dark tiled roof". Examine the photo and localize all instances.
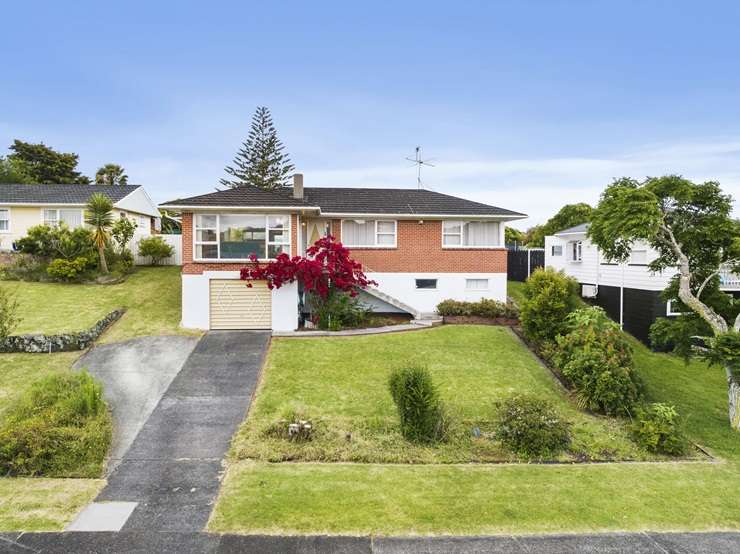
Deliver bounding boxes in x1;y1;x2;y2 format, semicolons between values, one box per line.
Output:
555;223;590;234
0;183;141;204
303;187;525;216
160;185;312;208
162;185;526;217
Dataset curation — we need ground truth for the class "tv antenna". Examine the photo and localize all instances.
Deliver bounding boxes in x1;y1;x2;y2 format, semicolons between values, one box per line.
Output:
405;146;435;190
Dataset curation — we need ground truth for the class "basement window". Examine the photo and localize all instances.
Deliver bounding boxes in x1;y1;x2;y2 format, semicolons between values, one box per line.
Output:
466;278;489;290
415;279;437;289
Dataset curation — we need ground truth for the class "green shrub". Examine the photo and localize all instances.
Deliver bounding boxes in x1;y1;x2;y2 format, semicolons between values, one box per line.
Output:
631;403;688;455
16;225;95;262
0;372;112;477
704;332;740;377
15;225;55;258
388;366;447;443
46;256;89;281
552;307;642;416
436;298;518;319
138;236;174;265
308;290;369;330
520;268;580;343
494;394;571;458
111;217;137;253
0;286;21;338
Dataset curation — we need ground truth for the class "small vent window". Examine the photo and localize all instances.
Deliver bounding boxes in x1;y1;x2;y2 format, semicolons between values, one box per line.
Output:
415;279;437;289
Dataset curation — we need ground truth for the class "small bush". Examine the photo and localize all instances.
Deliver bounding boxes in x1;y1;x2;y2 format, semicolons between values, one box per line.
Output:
520;268;580;344
552;307;642;416
111;217;137;253
46;256;89;281
0;371;112;477
388;366;447;443
16;225;95;262
0;286;21;338
308;290;369;331
631;403;687;455
494;395;571;458
436;298;518;319
138;236;174;265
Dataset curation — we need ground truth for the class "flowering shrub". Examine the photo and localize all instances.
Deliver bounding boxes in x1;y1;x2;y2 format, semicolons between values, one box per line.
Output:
240;235;376;298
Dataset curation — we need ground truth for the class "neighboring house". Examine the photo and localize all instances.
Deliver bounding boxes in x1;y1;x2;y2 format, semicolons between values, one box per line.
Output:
0;183;161;250
545;223;740;342
160;174;526;331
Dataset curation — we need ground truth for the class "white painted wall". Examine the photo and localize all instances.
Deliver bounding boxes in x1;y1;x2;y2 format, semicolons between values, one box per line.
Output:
132;234;182;265
114;187;161;217
181;271;298;331
368;272;507;314
545;232;675;291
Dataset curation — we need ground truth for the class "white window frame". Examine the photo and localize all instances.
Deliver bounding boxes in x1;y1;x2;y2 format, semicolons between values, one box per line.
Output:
340;219;397;248
570;241;583;262
666;300;685;317
465;278;489;290
629;248;648;265
0;207;10;233
442;220;501;249
42;208;84;228
193;213;291;262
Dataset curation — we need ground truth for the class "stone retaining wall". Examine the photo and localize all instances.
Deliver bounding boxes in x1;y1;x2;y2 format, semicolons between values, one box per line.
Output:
0;309;125;353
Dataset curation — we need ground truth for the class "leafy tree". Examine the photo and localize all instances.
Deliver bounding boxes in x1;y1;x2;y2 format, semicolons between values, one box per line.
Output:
0;156;33;184
110;217;137;253
220;106;295;189
85;193;114;274
7;140;90;184
95;164;128;186
137;236;174;265
527;203;593;247
505;227;526;246
588;175;740;429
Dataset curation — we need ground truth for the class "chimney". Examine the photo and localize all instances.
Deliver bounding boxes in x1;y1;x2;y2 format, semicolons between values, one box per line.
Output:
293;173;304;199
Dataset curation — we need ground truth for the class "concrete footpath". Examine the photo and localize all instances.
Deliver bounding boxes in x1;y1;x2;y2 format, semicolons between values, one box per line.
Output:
1;531;739;553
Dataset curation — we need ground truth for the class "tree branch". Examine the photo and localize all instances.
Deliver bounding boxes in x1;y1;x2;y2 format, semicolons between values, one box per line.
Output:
661;223;729;335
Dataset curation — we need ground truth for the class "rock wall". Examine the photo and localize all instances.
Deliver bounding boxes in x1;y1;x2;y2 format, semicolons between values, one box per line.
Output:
0;309;125;353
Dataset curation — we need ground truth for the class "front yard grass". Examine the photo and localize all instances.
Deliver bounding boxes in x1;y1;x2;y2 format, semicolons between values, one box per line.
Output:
231;326;651;464
3;266;195;342
213;323;740;535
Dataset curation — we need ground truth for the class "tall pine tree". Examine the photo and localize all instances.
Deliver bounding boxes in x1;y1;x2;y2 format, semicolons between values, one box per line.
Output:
220;107;295;189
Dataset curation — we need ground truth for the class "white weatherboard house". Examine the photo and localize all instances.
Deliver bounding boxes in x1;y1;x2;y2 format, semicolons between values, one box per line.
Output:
0;183;160;249
161;175;527;332
545;223;740;342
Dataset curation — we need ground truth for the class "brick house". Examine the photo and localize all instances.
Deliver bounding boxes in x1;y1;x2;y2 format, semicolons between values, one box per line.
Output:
160;175;526;331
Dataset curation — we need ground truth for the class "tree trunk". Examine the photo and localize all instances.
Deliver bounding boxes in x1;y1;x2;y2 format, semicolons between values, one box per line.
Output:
99;244;109;274
729;369;740;431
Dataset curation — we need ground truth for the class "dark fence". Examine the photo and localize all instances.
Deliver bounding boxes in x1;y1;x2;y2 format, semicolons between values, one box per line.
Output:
507;248;545;282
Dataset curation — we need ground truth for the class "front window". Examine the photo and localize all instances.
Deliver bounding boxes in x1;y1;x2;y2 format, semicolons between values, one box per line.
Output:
629;249;648;265
44;208;82;228
443;221;500;247
194;213;291;260
0;209;9;232
551;245;563;256
466;278;489;290
415;279;437;289
570;241;582;262
342;219;397;247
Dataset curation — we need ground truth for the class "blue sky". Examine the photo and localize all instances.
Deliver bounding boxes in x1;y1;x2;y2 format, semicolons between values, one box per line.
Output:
2;1;739;228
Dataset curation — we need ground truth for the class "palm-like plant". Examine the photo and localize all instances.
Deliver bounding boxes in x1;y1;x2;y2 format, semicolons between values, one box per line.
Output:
85;193;114;274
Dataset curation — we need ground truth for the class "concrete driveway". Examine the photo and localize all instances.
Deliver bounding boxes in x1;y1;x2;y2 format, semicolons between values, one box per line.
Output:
74;335;200;471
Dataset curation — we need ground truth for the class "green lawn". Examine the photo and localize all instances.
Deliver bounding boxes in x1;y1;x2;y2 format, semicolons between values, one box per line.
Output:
4;266;196;342
506;279;527;307
212;322;740;535
231;326;650;464
0;266;192;531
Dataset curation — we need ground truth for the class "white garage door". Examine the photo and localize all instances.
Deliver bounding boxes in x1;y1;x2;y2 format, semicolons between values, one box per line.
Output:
209;279;272;330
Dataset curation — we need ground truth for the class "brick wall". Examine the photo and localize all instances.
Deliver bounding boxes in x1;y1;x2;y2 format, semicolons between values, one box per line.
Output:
181;213;299;275
181;213;506;275
331;219;507;273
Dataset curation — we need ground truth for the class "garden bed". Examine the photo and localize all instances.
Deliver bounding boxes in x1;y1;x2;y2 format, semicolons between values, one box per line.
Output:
443;315;518;326
230;326;673;464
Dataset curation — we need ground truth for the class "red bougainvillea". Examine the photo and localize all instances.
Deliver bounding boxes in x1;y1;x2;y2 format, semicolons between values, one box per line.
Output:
240;235;376;299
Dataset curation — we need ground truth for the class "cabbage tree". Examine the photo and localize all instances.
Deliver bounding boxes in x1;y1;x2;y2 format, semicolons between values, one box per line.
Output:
85;193;114;274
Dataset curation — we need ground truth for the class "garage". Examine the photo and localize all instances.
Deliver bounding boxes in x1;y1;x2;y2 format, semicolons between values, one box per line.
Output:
209;279;272;330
